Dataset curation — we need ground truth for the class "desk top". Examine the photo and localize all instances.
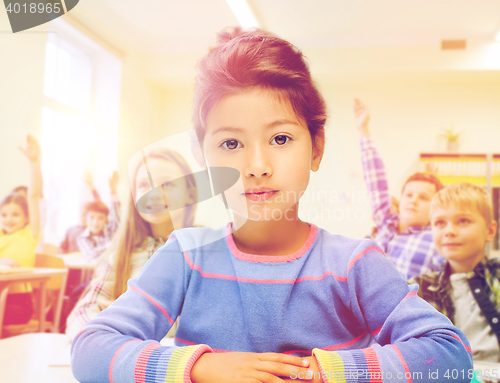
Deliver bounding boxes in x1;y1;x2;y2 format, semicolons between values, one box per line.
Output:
0;268;67;282
0;333;77;383
61;254;97;270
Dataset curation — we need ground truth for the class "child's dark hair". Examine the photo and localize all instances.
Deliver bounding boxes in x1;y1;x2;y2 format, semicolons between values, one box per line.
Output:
0;193;29;221
193;27;327;153
402;173;444;194
82;201;110;218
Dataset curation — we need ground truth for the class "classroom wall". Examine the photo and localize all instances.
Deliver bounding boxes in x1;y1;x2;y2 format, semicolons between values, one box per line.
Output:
0;11;46;199
313;70;500;238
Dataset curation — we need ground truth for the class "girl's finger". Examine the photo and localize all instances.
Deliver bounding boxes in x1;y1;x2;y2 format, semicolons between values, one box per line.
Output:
252;370;287;383
258;353;309;367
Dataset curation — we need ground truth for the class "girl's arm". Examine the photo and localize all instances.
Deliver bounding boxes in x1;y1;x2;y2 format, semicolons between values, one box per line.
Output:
19;134;42;239
311;240;472;383
71;235;312;383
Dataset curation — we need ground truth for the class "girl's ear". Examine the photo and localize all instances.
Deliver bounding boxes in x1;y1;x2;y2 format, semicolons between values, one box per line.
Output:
311;134;325;172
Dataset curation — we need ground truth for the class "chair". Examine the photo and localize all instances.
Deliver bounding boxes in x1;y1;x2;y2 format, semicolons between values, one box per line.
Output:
1;254;68;338
0;286;9;339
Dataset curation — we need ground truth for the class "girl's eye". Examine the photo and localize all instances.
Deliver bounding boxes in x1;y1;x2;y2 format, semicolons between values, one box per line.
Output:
458;218;470;225
433;220;444;227
271;135;290;146
222;140;241;150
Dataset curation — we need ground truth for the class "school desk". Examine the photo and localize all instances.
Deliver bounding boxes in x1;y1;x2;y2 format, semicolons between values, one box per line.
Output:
61;253;98;285
0;268;67;334
0;333;76;382
0;333;175;383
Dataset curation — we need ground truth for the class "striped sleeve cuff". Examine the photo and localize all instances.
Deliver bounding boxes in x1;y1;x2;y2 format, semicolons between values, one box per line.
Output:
135;344;213;383
312;347;382;383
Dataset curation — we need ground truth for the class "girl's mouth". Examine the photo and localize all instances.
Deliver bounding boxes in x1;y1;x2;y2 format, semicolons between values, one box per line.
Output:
244;188;279;202
146;204;168;213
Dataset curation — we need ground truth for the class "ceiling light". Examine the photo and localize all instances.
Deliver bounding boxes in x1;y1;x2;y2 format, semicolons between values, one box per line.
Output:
226;0;260;30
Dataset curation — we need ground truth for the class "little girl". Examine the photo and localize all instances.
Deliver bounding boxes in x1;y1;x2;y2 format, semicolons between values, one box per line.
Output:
65;148;197;338
0;134;42;324
71;28;472;383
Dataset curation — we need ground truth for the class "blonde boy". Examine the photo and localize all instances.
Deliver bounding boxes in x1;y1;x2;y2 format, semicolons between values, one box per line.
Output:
411;182;499;362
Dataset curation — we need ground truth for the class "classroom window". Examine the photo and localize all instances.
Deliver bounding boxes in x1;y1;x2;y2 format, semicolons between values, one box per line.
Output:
40;19;122;246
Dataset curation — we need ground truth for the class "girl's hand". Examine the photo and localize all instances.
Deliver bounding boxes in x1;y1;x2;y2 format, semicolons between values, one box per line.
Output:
0;258;20;267
353;98;370;137
282;356;322;383
19;134;41;163
190;351;313;383
108;171;119;194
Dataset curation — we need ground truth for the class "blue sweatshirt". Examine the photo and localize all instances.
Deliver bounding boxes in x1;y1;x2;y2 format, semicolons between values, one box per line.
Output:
71;224;473;382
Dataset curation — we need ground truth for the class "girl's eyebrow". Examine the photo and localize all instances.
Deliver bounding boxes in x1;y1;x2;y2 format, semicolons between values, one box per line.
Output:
212;120;300;136
265;119;300;129
211;127;243;135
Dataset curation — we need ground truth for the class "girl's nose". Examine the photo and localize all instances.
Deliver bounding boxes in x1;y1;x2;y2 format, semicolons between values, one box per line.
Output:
244;146;273;178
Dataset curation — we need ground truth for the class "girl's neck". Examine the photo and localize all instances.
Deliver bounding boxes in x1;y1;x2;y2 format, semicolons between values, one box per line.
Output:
231;207;310;256
149;220;175;240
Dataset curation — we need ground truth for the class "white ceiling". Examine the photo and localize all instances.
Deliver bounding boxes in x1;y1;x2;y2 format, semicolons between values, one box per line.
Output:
72;0;500;55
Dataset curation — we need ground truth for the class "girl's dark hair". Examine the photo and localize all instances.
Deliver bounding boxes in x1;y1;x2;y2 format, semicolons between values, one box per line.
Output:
0;193;29;222
193;27;327;153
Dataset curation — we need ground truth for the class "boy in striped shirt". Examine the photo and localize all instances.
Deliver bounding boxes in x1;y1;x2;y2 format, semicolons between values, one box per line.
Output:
354;99;445;279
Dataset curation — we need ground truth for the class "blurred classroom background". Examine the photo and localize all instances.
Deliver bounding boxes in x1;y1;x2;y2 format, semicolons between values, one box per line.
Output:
2;0;500;249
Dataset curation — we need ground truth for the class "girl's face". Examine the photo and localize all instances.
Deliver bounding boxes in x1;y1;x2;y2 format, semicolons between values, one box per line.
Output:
135;158;193;229
203;87;323;222
0;203;28;234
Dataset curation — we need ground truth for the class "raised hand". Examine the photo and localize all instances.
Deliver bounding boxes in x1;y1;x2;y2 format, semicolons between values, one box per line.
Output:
84;171;94;190
353;98;370;137
19;134;41;163
108;171;119;194
423;161;438;175
190;351;313;383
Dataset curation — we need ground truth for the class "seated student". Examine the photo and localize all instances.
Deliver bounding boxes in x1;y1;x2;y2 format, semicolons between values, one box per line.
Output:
354;99;445;280
71;28;472;383
411;183;499;362
74;171;121;261
60;172;111;254
65;149;197;338
0;135;42;324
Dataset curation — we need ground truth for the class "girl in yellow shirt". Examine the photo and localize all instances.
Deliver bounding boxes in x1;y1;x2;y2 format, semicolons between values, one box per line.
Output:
0;134;42;324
